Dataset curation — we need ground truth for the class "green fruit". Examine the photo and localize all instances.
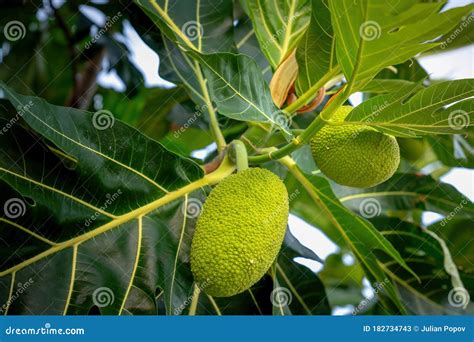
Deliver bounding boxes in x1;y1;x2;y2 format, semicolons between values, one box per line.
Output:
190;168;289;297
398;138;427;161
310;106;400;188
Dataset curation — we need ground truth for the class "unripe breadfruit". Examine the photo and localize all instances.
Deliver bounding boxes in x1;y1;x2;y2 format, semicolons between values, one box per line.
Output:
310;106;400;188
190;168;289;297
397;137;427;161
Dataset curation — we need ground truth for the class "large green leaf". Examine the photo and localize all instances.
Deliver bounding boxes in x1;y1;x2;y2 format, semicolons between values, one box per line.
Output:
371;218;472;314
135;0;235;53
272;246;330;315
0;85;235;315
429;133;474;169
345;80;474;137
295;0;336;96
245;0;311;68
333;173;474;220
329;0;473;92
189;52;291;136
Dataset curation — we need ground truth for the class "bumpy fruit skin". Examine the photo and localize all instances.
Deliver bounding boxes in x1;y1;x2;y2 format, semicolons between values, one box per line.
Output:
190;168;289;297
310;106;400;188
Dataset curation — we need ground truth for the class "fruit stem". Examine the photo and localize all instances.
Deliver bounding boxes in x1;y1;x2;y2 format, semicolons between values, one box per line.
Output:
230;140;249;171
188;284;201;315
248;89;349;164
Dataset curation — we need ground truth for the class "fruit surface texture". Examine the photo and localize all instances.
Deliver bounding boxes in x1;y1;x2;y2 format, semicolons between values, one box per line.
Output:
190;168;289;297
311;106;400;188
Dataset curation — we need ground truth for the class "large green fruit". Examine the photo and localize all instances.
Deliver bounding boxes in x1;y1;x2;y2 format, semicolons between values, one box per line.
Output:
190;168;289;297
310;106;400;188
398;137;427;161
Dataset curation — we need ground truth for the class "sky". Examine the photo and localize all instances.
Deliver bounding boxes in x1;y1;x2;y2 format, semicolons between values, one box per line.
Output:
87;0;473;314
